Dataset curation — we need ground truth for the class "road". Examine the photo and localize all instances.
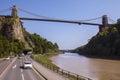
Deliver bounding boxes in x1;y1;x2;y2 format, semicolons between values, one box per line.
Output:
0;59;10;75
0;55;70;80
1;57;42;80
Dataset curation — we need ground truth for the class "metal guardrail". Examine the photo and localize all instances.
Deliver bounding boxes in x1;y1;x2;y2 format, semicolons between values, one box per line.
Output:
33;66;47;80
40;63;92;80
59;69;92;80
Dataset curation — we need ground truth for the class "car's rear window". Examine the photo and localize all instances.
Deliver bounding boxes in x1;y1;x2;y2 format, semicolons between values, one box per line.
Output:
24;62;31;64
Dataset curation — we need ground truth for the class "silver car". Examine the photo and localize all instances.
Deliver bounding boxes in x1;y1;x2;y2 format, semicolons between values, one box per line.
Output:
23;61;32;69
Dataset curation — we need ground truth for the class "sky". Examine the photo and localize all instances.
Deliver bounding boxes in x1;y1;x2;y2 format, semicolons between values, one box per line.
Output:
0;0;120;49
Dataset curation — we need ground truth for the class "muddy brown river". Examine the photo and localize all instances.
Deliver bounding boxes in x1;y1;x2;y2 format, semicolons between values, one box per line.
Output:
50;53;120;80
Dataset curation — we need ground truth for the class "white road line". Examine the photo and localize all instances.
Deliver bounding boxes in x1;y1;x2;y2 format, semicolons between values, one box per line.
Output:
22;73;25;80
12;65;16;69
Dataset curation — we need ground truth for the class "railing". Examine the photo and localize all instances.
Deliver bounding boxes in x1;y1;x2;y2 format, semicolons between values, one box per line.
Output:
40;62;92;80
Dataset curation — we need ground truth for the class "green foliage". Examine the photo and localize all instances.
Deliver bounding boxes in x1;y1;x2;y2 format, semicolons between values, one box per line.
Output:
24;31;59;54
98;28;108;36
32;54;54;66
0;33;25;57
74;22;120;59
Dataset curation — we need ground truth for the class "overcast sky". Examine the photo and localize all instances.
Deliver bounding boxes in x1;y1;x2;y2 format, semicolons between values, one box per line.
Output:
0;0;120;49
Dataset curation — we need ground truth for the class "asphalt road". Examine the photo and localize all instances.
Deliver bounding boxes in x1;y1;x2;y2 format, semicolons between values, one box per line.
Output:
0;59;10;75
1;58;42;80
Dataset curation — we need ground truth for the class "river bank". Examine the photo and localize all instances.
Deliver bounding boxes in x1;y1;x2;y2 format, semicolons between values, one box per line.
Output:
50;52;120;80
76;52;120;61
32;52;89;80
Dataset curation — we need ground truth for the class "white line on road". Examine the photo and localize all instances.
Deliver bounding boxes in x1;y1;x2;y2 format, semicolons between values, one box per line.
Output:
12;65;16;69
22;73;25;80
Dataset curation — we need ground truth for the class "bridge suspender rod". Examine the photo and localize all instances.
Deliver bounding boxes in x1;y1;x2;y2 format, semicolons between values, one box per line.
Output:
20;17;102;26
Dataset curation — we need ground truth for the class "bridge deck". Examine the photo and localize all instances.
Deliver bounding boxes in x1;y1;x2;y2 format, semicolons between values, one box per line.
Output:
0;15;102;26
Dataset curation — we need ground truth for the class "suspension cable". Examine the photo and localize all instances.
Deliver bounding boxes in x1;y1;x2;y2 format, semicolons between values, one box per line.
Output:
0;7;11;14
18;7;103;23
108;17;116;23
18;8;56;19
78;16;102;22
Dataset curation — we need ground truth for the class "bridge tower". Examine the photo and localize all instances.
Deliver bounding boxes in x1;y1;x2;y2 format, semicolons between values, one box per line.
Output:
11;5;18;17
102;15;109;28
99;15;109;31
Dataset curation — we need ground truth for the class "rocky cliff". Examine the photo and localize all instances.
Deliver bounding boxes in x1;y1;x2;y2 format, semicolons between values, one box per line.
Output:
0;16;34;49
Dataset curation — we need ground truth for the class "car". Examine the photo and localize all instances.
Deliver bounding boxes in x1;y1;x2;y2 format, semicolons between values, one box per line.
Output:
23;61;32;69
4;57;10;60
18;56;22;59
17;54;23;59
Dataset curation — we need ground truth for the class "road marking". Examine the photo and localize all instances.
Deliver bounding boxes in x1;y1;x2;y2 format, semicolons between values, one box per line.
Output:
12;65;16;69
22;73;25;80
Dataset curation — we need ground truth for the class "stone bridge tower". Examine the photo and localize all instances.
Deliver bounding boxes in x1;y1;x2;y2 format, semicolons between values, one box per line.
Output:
99;15;109;31
102;15;109;28
11;5;18;17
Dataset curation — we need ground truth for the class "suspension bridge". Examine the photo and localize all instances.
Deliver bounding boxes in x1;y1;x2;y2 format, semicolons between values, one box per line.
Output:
0;5;116;31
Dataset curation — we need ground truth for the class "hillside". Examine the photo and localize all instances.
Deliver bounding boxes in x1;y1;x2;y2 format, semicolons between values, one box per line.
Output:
74;20;120;59
0;16;58;58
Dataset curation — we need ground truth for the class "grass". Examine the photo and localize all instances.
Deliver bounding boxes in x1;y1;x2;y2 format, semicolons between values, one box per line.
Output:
32;53;59;70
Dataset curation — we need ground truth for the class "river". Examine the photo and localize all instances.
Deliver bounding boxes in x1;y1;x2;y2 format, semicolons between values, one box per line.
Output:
50;52;120;80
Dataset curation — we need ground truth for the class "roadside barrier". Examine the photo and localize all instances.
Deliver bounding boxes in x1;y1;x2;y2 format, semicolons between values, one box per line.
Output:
33;66;47;80
40;62;92;80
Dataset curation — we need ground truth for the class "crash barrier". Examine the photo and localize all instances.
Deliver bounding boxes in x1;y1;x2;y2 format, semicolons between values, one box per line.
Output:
40;63;92;80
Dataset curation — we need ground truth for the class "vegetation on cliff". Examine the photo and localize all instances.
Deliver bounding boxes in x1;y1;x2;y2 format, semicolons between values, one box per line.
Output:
74;21;120;59
24;31;59;54
0;17;58;58
0;32;25;57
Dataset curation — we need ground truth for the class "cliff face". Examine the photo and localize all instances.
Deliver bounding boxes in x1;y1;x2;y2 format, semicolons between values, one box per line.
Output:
0;16;34;49
11;18;25;41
